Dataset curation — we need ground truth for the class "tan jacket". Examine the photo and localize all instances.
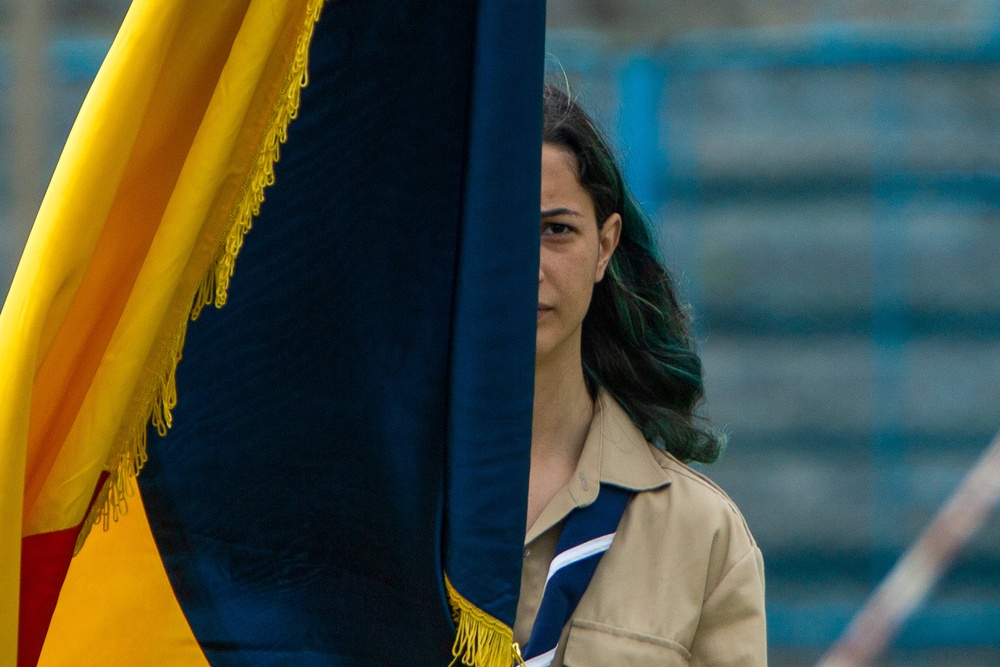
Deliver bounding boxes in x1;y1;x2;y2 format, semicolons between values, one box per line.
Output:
514;391;767;666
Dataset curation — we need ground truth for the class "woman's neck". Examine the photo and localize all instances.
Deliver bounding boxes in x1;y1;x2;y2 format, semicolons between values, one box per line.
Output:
527;345;594;530
532;347;593;464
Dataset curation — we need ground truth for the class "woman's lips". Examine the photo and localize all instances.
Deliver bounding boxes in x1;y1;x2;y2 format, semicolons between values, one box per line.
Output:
537;305;553;320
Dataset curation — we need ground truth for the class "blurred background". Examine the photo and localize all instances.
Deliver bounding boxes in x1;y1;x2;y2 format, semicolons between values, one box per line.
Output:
546;2;1000;666
1;1;998;665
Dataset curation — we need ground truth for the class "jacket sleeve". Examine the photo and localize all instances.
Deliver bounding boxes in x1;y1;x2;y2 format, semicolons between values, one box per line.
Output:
688;545;767;666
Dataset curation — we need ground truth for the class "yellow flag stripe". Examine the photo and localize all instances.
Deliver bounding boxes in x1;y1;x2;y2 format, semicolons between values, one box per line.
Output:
0;0;324;662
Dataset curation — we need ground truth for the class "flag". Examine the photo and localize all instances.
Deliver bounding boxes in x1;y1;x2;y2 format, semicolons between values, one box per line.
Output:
1;0;544;664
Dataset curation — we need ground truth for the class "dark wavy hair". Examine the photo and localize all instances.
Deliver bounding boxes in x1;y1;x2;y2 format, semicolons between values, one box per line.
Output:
542;85;725;464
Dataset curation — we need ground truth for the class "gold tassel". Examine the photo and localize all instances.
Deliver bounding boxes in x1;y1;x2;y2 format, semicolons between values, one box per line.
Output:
446;576;525;667
193;0;324;319
74;0;326;554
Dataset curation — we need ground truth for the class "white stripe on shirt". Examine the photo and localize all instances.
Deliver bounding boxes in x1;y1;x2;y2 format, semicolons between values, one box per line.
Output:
543;532;615;588
523;646;557;667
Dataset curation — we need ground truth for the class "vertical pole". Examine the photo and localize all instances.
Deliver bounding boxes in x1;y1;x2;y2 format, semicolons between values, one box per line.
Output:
617;54;663;213
868;63;910;623
659;54;705;331
10;0;48;272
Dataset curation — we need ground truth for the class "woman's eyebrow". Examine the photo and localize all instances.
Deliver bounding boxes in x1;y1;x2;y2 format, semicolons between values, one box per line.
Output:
540;207;584;217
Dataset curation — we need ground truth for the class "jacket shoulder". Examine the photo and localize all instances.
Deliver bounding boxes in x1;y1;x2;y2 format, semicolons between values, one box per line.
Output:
645;445;757;549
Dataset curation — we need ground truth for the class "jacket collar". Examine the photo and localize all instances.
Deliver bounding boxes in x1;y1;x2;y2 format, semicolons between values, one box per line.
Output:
525;389;672;544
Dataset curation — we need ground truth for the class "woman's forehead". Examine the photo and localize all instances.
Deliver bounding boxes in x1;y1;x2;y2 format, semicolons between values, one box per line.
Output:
541;144;591;211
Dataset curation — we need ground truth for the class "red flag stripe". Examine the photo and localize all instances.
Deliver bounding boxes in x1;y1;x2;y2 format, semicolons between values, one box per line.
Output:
18;471;109;667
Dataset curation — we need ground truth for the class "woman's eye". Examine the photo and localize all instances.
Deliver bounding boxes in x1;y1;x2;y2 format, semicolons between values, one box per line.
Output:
542;222;572;236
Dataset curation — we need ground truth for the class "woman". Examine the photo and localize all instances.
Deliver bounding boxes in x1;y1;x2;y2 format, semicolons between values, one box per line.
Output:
515;86;766;666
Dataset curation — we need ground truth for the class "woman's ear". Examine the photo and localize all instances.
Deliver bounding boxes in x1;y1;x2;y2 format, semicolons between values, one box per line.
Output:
594;212;622;283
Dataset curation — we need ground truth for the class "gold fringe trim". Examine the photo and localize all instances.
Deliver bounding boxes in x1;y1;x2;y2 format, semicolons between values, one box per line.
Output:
74;0;326;554
446;575;524;667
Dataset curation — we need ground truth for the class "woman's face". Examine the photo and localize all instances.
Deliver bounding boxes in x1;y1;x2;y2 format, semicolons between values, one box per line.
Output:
537;143;621;366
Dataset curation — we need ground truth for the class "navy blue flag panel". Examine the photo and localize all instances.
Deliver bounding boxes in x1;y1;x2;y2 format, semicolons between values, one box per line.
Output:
137;1;545;664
